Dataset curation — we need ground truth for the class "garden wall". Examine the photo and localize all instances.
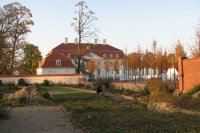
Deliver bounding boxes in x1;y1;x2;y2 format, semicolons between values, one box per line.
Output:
178;57;200;92
0;74;83;85
111;82;146;92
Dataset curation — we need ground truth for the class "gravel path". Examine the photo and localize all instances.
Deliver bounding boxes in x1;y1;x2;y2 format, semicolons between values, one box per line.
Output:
0;106;82;133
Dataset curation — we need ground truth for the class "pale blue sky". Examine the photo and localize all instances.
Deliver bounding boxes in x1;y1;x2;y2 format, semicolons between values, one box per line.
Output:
1;0;200;57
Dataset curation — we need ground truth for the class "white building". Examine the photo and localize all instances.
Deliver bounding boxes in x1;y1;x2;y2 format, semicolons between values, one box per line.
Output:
166;67;178;81
36;50;76;75
37;38;160;81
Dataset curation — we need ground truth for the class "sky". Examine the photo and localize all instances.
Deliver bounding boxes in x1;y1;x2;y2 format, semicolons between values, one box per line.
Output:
1;0;200;57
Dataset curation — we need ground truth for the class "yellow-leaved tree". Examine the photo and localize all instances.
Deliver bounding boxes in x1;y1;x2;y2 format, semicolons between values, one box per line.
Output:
104;58;110;80
87;59;96;81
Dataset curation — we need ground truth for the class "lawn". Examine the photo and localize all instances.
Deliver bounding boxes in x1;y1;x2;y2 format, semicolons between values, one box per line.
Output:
50;91;200;133
39;86;78;93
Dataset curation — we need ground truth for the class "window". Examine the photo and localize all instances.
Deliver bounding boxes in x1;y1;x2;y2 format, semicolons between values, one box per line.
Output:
103;54;106;58
67;53;71;58
98;69;100;75
86;46;90;50
110;54;113;59
116;54;119;58
56;59;62;66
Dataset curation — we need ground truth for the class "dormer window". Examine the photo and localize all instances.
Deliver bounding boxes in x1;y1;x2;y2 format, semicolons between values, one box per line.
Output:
110;54;113;59
103;54;106;58
67;53;71;58
116;54;119;58
86;46;90;50
56;59;62;66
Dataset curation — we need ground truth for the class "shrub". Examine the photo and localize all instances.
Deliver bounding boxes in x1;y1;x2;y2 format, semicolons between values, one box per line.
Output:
15;97;27;104
0;93;3;100
186;84;200;96
140;87;150;96
77;83;85;88
147;78;168;98
171;95;200;111
17;78;27;86
33;83;41;90
43;80;49;86
109;84;117;94
42;92;51;100
0;80;3;86
95;78;109;89
120;88;135;96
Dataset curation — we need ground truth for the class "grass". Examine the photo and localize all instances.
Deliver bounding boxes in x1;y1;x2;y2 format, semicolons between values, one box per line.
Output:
39;86;78;93
50;91;200;133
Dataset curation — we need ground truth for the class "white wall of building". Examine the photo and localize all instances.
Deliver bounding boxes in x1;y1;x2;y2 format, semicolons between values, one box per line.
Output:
166;68;178;81
36;67;75;75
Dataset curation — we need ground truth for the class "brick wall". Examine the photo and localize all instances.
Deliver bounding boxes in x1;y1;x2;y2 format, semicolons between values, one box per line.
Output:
178;57;200;92
0;74;83;85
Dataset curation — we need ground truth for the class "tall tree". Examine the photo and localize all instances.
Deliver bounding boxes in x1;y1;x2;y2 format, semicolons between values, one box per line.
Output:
0;2;34;74
104;58;110;80
20;44;42;75
189;22;200;58
141;50;151;80
128;53;138;82
87;59;96;81
122;55;128;81
175;40;186;59
71;1;97;74
112;57;119;81
152;39;157;55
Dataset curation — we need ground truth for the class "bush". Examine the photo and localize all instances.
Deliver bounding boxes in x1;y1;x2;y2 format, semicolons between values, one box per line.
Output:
186;84;200;96
15;97;27;104
17;78;27;86
95;78;109;89
0;93;3;100
140;87;150;96
42;92;51;100
43;80;49;86
0;80;3;86
120;88;135;96
171;95;200;111
77;83;85;88
33;83;41;90
147;78;168;98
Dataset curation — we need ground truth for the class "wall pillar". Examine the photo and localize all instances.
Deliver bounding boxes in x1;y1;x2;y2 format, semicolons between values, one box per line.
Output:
178;57;187;93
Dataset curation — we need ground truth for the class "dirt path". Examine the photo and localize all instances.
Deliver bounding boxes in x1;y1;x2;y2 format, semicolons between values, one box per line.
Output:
0;106;82;133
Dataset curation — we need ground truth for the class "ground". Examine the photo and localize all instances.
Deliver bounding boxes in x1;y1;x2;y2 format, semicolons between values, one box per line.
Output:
1;86;200;133
0;106;82;133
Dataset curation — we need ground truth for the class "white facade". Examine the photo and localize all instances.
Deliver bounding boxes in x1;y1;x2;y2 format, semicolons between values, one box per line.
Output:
82;52;160;81
166;68;178;81
36;67;75;75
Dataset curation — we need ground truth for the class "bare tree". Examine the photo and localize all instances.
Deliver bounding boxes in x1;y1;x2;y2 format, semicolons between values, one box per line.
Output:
189;22;200;58
71;1;97;74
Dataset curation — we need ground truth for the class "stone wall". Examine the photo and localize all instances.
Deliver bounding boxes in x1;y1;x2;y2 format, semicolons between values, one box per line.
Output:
0;74;83;85
111;82;146;92
178;57;200;92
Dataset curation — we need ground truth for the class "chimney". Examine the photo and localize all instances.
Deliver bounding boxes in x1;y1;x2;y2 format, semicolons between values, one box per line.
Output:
94;38;98;44
64;37;68;44
103;39;106;45
74;38;78;44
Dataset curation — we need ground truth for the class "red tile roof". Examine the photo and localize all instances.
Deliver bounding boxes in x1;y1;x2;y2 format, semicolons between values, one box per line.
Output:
53;43;124;59
38;50;75;68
